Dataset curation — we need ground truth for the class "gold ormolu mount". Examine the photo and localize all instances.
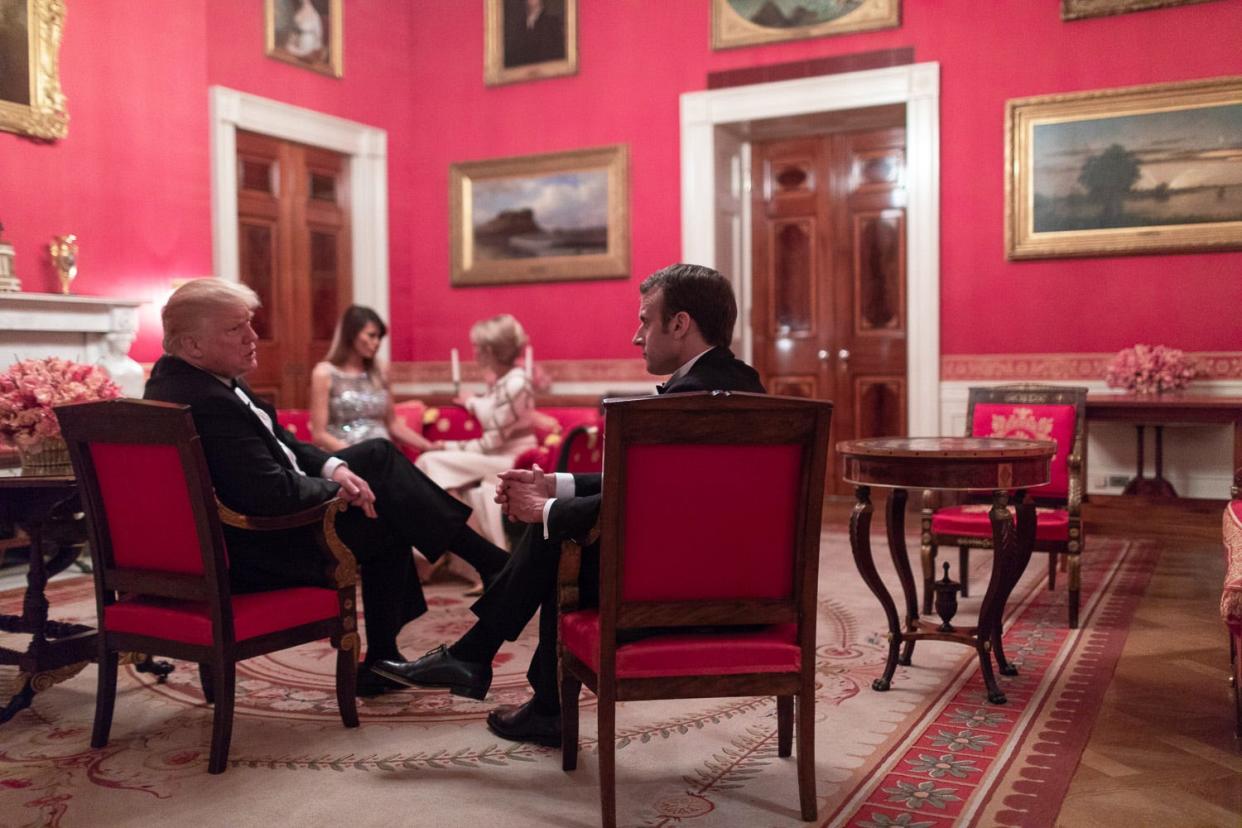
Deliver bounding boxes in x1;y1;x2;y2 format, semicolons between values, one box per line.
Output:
49;234;78;295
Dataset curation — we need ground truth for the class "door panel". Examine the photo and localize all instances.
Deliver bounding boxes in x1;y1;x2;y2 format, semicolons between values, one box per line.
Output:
235;131;351;408
752;121;907;494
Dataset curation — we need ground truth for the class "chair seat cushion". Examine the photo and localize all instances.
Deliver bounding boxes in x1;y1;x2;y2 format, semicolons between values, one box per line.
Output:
103;587;341;646
931;504;1069;542
1223;501;1242;626
560;610;800;679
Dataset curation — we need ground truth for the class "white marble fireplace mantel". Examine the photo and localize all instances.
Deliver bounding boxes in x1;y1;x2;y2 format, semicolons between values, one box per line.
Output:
0;293;146;396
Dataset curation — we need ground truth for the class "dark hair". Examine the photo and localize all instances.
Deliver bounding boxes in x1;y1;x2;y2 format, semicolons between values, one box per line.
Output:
638;263;737;348
325;305;388;374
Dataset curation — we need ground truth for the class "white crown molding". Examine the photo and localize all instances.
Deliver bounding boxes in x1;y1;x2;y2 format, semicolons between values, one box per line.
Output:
680;62;941;435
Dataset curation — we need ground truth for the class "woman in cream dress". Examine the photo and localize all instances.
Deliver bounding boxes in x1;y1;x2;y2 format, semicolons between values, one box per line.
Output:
417;315;537;563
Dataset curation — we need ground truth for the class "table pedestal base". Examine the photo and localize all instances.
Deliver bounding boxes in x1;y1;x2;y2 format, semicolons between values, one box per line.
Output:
849;486;1037;705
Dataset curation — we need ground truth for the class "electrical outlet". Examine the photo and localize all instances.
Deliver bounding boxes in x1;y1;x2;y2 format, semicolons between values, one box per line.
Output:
1105;474;1131;488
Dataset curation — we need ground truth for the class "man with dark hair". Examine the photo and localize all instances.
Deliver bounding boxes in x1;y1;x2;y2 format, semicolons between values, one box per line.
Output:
375;263;764;745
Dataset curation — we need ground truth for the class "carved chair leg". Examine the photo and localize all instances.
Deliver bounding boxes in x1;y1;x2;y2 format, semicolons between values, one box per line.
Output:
561;672;581;772
198;663;215;705
334;634;359;729
959;546;970;598
207;661;236;774
797;687;817;821
598;692;617;828
91;649;118;749
776;695;793;758
1048;553;1058;590
1067;554;1082;629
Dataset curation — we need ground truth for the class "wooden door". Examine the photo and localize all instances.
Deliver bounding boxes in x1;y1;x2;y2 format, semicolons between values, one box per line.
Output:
236;130;352;408
751;126;907;493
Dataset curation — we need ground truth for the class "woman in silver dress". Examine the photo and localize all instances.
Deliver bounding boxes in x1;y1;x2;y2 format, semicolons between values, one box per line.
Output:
309;306;434;454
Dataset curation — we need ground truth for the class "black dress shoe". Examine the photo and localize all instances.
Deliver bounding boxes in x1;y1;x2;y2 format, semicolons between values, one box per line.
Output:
371;645;492;700
486;699;562;747
356;667;406;698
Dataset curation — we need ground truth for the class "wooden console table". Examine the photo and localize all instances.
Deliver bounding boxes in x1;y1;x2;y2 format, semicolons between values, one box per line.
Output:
1086;395;1242;498
838;437;1054;705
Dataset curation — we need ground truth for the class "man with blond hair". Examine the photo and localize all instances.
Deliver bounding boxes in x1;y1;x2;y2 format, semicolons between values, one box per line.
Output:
146;279;509;696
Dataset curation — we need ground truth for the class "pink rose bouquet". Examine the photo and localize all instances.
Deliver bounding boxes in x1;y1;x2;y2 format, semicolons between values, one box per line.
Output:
1105;344;1196;395
0;357;121;447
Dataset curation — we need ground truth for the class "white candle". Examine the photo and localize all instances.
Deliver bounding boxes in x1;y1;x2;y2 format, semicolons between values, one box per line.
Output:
525;345;533;376
450;348;460;384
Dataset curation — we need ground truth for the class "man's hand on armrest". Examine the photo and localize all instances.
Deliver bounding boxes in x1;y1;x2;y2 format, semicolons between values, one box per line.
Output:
330;465;377;519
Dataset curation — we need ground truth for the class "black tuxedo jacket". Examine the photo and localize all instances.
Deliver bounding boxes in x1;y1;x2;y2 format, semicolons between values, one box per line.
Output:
547;346;764;542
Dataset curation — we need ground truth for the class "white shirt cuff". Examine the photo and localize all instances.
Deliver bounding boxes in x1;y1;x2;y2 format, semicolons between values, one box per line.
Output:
321;457;346;480
541;497;556;540
554;473;575;499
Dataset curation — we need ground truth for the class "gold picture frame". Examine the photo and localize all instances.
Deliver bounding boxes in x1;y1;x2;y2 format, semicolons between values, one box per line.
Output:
265;0;342;78
1061;0;1221;20
1005;75;1242;260
711;0;899;50
484;0;577;87
0;0;67;140
450;145;629;286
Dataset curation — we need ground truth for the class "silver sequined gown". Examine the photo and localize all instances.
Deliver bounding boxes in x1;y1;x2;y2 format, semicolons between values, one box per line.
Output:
325;367;391;445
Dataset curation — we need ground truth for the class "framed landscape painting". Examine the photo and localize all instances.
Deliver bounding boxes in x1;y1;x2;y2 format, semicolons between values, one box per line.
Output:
1061;0;1221;20
265;0;342;78
450;145;629;286
711;0;899;50
484;0;577;87
0;0;67;140
1006;76;1242;259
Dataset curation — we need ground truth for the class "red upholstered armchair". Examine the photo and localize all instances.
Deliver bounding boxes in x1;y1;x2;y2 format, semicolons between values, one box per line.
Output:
555;421;603;473
922;384;1087;627
557;392;833;827
1224;470;1242;738
56;399;360;775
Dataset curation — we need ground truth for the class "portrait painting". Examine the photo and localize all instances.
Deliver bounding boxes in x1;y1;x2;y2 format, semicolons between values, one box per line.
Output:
0;0;67;140
1006;76;1242;259
1061;0;1222;21
712;0;900;50
484;0;577;87
451;145;629;286
265;0;342;78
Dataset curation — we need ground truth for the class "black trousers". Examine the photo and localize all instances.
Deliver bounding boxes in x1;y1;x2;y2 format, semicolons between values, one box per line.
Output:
471;525;599;712
229;439;471;662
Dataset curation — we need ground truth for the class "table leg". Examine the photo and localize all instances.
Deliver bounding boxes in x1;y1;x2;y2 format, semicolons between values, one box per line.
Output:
22;524;49;653
975;491;1038;704
0;676;34;724
885;489;920;666
849;486;901;692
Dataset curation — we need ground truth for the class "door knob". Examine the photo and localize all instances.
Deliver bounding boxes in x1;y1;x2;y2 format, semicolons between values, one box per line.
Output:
838;348;851;362
817;349;829;361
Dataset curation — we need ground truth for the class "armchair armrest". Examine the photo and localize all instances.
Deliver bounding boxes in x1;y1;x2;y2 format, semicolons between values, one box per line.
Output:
557;521;600;613
217;497;357;588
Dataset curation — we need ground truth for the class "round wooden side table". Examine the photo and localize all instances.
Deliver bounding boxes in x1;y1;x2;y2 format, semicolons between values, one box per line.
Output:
837;437;1055;704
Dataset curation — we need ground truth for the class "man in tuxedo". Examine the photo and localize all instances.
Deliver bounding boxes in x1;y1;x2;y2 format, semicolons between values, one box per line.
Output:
375;264;764;744
144;279;509;696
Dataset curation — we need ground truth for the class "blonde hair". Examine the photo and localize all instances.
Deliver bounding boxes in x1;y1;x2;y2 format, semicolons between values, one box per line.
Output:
469;314;528;368
162;278;260;354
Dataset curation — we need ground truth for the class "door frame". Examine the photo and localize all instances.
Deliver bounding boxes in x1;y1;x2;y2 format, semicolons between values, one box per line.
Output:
680;62;940;436
208;86;390;360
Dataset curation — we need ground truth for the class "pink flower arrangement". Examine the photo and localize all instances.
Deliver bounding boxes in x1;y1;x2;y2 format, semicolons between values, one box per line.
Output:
1105;344;1196;395
0;357;121;447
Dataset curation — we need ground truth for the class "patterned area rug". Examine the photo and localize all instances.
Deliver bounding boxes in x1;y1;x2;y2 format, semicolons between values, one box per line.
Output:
0;531;1156;828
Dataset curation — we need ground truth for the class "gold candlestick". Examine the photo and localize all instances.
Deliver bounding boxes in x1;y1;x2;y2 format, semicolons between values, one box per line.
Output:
49;234;78;295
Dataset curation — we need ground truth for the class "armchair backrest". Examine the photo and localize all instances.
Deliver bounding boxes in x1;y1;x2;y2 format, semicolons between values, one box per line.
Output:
56;399;227;607
965;384;1087;501
556;422;603;473
598;392;832;638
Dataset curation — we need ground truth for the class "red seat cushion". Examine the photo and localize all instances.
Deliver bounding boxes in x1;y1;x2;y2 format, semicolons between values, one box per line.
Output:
103;587;340;645
560;610;800;679
931;503;1069;542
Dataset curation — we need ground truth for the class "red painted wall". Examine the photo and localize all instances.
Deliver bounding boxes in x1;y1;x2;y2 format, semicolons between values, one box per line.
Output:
2;2;1240;364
